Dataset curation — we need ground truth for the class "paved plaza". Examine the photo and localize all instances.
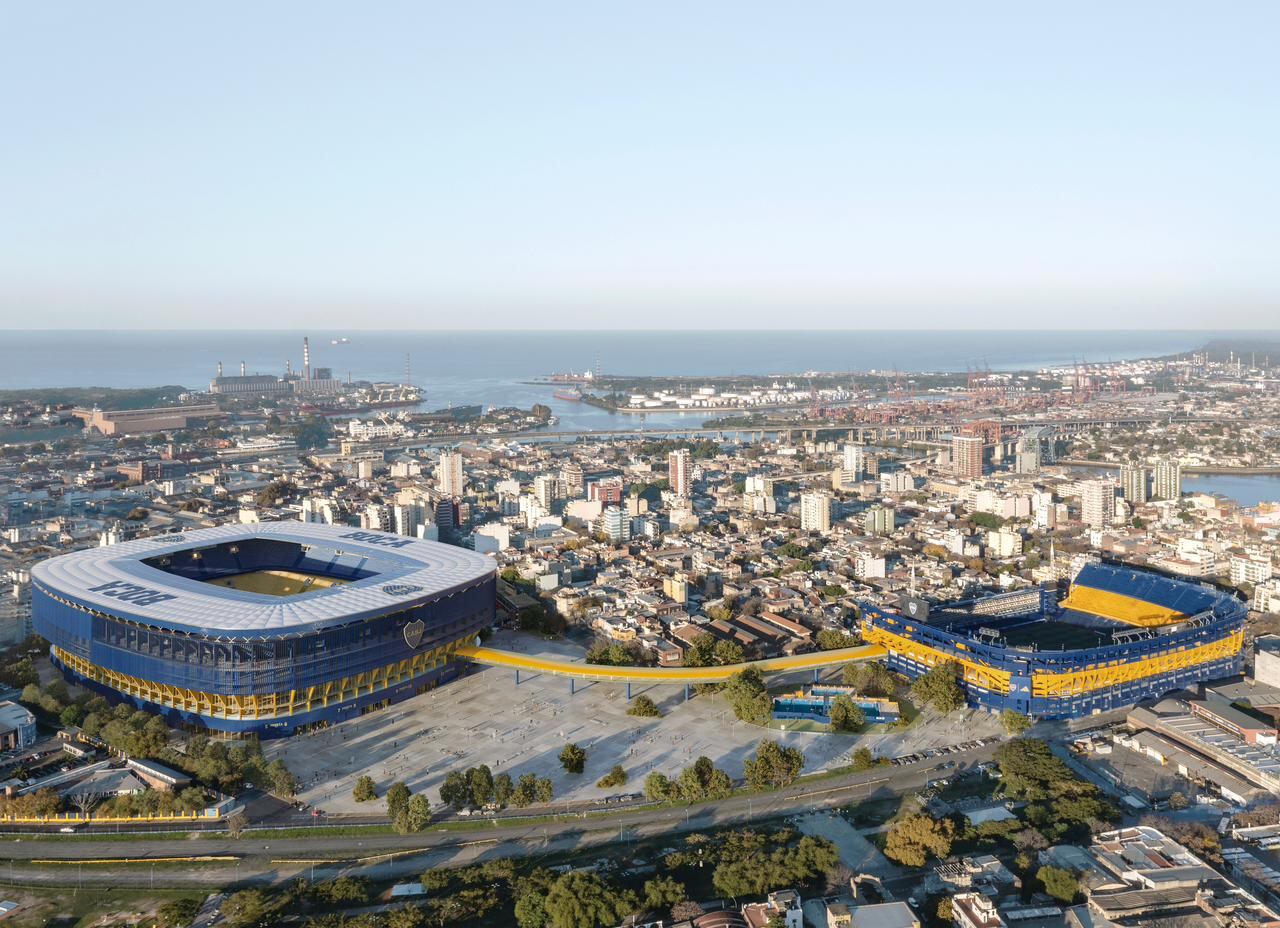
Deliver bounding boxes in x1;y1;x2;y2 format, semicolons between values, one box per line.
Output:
269;632;1003;814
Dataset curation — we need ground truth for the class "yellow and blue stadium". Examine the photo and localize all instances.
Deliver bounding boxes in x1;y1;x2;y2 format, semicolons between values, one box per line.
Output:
861;562;1247;718
31;523;496;737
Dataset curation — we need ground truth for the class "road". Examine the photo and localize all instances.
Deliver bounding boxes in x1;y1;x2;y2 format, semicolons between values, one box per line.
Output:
0;743;999;889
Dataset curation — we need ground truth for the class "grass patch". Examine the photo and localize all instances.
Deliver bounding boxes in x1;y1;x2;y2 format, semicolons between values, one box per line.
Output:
0;830;197;843
0;885;204;928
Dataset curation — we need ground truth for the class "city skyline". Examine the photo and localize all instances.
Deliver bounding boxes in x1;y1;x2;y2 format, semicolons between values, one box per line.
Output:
3;2;1278;331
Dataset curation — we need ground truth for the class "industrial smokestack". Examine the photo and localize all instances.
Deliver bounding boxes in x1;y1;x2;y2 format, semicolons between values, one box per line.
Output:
303;337;311;381
217;361;223;377
240;361;246;377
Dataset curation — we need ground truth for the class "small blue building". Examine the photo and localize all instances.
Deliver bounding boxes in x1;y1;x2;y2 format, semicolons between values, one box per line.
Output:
772;685;900;724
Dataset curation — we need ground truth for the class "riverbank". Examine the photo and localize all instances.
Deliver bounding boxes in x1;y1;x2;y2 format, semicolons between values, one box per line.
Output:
1059;459;1280;476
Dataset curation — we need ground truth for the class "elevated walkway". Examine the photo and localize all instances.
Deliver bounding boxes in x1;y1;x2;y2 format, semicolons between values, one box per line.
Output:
454;643;887;684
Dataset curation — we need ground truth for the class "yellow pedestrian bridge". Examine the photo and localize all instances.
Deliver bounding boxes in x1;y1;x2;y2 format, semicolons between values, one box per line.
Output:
453;643;887;685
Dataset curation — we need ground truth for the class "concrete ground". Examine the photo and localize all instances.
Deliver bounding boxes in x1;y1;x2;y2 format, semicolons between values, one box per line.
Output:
794;809;906;880
267;631;1003;814
1091;746;1190;802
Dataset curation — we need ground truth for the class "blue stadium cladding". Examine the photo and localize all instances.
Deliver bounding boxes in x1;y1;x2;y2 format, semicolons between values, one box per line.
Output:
860;565;1247;719
31;534;496;737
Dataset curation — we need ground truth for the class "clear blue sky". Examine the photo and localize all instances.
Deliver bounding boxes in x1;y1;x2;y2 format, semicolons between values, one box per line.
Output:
1;2;1276;330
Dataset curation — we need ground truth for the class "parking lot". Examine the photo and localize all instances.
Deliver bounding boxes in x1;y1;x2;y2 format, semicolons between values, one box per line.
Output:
269;632;1004;814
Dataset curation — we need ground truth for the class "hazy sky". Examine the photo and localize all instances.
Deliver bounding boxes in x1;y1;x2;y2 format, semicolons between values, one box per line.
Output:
2;2;1277;330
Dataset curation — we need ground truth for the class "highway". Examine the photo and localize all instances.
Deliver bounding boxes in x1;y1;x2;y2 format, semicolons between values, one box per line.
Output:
454;643;887;683
0;742;999;889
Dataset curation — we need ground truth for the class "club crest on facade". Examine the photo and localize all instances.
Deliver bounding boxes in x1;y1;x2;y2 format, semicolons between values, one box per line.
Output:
403;619;425;649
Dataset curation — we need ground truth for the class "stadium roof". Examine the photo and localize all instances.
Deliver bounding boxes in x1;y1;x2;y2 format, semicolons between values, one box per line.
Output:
31;522;495;638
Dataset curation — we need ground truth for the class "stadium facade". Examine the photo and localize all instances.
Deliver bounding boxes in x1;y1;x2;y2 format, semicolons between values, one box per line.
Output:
861;562;1246;719
31;523;496;736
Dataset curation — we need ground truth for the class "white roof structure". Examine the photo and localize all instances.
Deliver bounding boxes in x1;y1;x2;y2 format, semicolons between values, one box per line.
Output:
31;522;495;638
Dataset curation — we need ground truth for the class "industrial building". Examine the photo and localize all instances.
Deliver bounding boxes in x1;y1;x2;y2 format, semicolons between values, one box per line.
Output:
72;404;223;436
860;562;1247;719
31;523;496;737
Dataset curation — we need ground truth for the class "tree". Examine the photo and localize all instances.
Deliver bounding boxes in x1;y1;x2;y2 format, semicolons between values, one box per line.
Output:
266;759;298;797
494;772;514;808
559;743;587;774
828;696;866;732
682;633;717;668
68;790;98;817
511;773;539;807
534;777;554;804
815;629;860;650
910;661;965;713
543;871;638;928
156;898;201;928
644;771;676;803
385;905;427;928
850;747;875;771
395;794;432;834
994;740;1113;835
723;667;773;725
353;775;377;802
468;764;495;808
743;740;805;790
440;771;470;809
515;891;549;928
842;661;897;696
1037;865;1080;904
596;765;628;789
1000;709;1033;736
675;756;733;802
970;511;1004;530
255;479;291;508
221;889;274;928
994;739;1075;801
713;639;745;666
585;643;634;666
1168;791;1189;810
627;694;662;718
386;781;412;819
315;876;370;905
225;810;248;839
935;897;954;922
883;813;955;867
643;875;685;911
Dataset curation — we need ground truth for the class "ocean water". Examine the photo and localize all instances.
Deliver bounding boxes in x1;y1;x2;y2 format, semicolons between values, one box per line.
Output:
0;329;1243;432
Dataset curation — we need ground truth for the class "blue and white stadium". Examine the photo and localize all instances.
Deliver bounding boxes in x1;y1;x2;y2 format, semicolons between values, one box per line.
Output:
31;523;496;737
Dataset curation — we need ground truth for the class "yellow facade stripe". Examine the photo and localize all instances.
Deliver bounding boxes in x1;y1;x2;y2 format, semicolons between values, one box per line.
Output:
1031;630;1243;697
2;812;213;824
31;856;237;865
453;643;887;683
860;624;1012;695
51;634;473;721
1060;585;1184;627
